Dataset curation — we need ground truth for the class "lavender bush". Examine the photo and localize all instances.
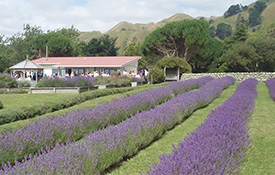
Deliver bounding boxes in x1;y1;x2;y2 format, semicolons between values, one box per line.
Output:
0;77;235;174
145;78;258;175
0;76;213;165
266;78;275;100
36;76;95;87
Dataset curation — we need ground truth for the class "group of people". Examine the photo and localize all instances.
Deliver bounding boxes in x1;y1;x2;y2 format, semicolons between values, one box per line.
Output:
14;71;44;81
121;69;148;79
64;69;149;80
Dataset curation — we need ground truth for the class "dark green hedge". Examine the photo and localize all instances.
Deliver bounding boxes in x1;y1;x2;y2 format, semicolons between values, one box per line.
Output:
148;67;165;84
0;87;135;125
0;101;3;109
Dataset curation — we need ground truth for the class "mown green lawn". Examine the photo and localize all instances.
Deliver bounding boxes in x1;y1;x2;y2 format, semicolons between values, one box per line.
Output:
0;93;72;112
108;83;238;174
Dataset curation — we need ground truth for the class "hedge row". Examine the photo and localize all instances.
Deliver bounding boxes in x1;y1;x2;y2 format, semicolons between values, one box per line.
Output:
0;77;235;174
0;87;137;125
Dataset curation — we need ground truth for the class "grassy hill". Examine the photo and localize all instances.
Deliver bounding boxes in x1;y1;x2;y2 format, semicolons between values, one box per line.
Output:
210;0;275;31
78;0;275;53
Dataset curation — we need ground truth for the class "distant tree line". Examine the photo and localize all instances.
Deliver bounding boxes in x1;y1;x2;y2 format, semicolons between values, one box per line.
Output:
1;2;274;74
126;19;275;73
224;4;248;18
0;25;118;72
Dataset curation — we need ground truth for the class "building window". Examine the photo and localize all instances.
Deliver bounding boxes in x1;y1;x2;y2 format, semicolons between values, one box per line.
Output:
52;68;58;76
74;68;87;76
104;68;117;75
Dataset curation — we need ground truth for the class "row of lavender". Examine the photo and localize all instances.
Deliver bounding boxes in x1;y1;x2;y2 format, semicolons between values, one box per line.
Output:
145;78;258;175
266;78;275;100
0;77;235;174
0;76;213;165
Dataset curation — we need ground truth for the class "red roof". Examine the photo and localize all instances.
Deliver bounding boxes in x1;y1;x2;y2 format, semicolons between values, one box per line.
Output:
32;56;141;68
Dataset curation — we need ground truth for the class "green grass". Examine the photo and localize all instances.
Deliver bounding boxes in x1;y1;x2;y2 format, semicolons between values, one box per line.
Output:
240;83;275;175
108;83;238;175
0;93;72;112
0;83;168;131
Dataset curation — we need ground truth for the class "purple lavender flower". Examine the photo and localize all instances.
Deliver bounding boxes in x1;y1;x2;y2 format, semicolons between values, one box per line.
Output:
0;77;235;174
266;78;275;100
145;78;258;175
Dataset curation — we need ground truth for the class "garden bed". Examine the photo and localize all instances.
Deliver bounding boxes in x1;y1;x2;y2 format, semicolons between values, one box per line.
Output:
29;83;143;93
29;87;97;94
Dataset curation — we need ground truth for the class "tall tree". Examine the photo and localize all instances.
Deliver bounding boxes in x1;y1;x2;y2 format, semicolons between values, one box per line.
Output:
27;32;75;58
224;4;243;18
248;1;267;27
209;26;216;38
223;23;248;51
122;42;141;56
141;19;209;63
216;23;232;40
221;42;259;72
246;23;275;71
190;37;223;72
254;1;267;13
81;35;119;56
0;35;14;72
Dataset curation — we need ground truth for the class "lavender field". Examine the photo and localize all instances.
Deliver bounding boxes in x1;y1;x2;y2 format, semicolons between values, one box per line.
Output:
0;77;274;175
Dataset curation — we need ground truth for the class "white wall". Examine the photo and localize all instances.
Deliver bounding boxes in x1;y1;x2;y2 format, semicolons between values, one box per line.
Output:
124;60;138;74
41;65;53;76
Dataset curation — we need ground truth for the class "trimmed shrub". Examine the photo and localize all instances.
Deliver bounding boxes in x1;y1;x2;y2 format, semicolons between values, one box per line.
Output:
157;56;192;73
0;101;3;109
0;89;28;94
17;80;31;87
36;76;94;87
148;67;165;84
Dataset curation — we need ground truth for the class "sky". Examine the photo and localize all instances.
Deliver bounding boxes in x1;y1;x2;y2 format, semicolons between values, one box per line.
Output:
0;0;256;37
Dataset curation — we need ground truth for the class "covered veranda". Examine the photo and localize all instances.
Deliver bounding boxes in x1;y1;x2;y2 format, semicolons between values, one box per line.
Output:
9;59;44;83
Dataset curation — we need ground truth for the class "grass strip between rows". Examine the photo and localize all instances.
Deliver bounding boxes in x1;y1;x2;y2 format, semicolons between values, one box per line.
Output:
0;77;235;174
0;77;212;166
240;83;275;174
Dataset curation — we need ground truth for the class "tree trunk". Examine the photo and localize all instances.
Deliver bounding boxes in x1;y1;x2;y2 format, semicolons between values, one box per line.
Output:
183;44;189;62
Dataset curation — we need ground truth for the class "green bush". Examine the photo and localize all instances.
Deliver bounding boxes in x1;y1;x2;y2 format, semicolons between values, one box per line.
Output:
0;101;3;109
148;67;165;84
0;74;18;88
0;89;28;94
0;87;135;125
94;76;111;85
156;56;192;73
116;76;131;87
94;75;131;87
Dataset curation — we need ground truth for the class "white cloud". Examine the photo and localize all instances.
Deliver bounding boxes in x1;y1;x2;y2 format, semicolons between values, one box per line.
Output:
0;0;256;37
